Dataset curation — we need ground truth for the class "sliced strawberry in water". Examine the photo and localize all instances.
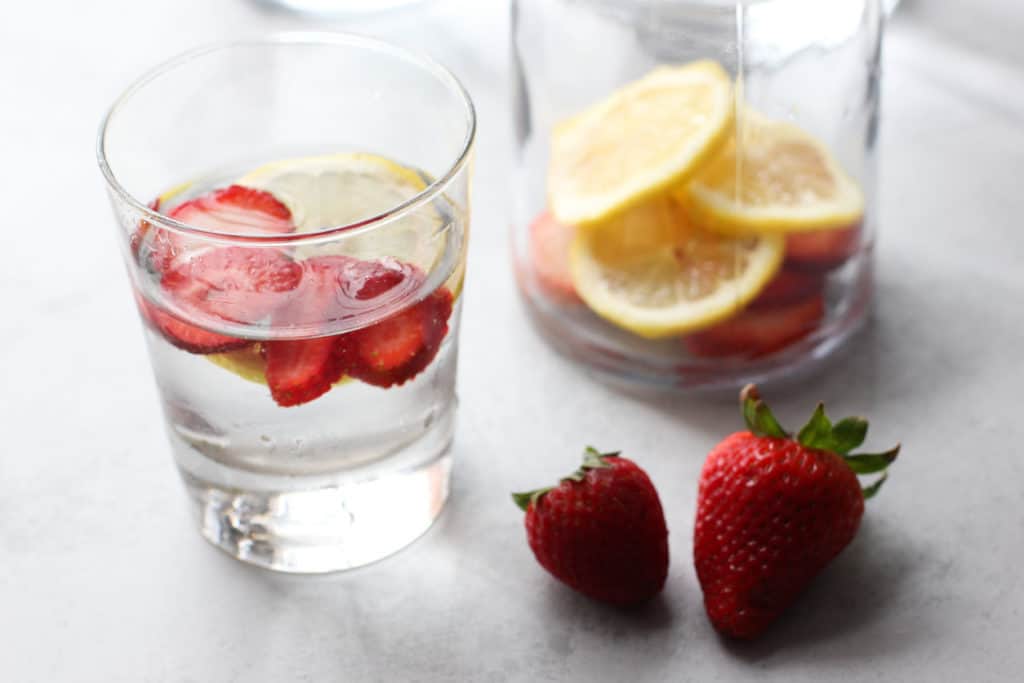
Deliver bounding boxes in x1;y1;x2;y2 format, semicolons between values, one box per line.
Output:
131;185;295;276
529;211;579;302
785;224;861;272
262;256;356;407
264;336;345;407
262;255;453;403
169;185;295;234
134;291;248;354
749;270;825;310
685;295;825;359
345;287;454;388
162;247;303;326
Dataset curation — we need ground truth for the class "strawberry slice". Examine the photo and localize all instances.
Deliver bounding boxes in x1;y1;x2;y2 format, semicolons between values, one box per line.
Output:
169;185;294;234
264;336;344;407
345;287;454;388
685;295;825;359
785;224;860;272
262;257;356;407
749;270;825;310
528;211;579;301
162;247;303;326
261;255;454;404
134;291;248;354
132;185;295;275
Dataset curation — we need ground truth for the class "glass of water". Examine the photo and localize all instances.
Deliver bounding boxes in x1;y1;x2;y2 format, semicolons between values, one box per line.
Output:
98;35;475;573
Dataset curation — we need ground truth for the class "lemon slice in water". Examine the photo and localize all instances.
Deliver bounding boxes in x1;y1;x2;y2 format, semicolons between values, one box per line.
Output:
680;110;865;235
548;60;734;227
570;198;784;339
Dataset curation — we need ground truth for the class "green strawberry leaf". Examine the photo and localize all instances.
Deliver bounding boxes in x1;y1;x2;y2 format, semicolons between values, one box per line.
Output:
796;403;833;449
861;472;889;500
740;385;789;438
511;488;552;512
830;417;869;454
564;447;618;482
844;444;901;474
513;447;621;511
740;385;900;503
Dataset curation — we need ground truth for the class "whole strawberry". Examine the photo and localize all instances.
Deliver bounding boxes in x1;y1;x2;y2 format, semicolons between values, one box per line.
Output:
513;448;669;606
695;385;899;639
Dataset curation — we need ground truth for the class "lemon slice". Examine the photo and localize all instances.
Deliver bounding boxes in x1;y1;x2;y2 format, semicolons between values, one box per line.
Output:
207;344;352;388
570;198;784;339
548;60;734;227
681;110;864;235
237;153;451;273
207;345;269;385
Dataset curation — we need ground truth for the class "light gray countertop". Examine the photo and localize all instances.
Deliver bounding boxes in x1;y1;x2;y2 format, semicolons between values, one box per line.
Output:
2;0;1023;680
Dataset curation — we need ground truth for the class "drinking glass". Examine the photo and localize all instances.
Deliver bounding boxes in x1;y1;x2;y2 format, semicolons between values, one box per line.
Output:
511;0;882;390
98;35;475;572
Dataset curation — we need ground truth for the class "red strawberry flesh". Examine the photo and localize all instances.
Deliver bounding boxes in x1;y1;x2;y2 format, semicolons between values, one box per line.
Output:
162;247;303;326
686;294;825;359
134;291;248;354
528;211;579;301
169;184;294;235
264;336;345;407
785;224;861;272
132;185;295;276
345;287;454;388
749;270;825;310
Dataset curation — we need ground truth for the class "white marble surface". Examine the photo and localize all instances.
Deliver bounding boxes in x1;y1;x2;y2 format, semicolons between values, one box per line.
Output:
2;0;1023;680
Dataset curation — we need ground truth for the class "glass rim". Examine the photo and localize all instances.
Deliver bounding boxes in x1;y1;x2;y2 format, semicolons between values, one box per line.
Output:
96;32;477;244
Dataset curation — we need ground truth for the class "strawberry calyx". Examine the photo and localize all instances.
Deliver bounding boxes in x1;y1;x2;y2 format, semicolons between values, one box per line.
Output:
740;384;899;499
512;447;619;511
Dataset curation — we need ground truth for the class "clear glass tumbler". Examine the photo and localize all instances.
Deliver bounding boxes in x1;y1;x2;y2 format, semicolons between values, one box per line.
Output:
98;35;475;573
511;0;882;390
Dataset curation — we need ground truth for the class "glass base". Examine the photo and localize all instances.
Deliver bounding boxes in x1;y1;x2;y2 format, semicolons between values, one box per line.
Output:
521;272;873;395
175;410;455;574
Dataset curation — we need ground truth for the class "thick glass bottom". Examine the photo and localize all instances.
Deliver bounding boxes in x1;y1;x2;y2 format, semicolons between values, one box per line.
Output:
173;407;455;573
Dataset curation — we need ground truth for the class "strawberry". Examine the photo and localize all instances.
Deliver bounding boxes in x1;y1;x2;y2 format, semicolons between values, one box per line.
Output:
133;185;295;275
694;385;899;639
528;211;579;301
134;291;248;354
344;287;454;388
161;247;303;326
685;294;824;358
264;336;343;407
785;224;861;272
748;270;825;310
168;184;294;234
263;257;353;407
327;257;454;389
512;448;669;606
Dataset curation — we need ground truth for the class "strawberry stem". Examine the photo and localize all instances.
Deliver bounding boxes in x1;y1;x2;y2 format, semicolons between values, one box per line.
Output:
512;447;620;511
741;385;900;501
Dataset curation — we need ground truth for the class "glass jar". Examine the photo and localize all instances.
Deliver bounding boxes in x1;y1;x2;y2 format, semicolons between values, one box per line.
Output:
511;0;883;390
